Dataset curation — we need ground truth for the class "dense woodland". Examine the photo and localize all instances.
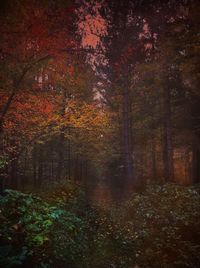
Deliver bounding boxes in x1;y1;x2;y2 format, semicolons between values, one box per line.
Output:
0;0;200;267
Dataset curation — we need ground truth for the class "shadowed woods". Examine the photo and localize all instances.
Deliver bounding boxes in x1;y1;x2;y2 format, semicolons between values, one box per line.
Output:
0;0;200;267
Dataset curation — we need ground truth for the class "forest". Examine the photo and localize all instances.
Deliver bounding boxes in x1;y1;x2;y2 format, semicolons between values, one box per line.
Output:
0;0;200;267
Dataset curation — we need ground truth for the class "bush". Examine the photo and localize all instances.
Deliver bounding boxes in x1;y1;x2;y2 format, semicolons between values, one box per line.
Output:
118;183;200;267
0;189;88;267
0;183;200;268
37;180;87;215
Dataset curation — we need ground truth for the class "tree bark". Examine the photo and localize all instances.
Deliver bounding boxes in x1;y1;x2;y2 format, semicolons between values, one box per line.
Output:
0;68;30;132
162;84;174;182
33;145;37;187
68;127;71;180
37;147;43;188
122;83;134;186
10;157;18;189
57;88;68;181
151;133;157;181
57;132;65;181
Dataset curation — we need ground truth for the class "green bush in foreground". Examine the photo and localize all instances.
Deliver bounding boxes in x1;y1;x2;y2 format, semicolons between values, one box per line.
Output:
117;184;200;267
0;183;200;268
0;189;88;268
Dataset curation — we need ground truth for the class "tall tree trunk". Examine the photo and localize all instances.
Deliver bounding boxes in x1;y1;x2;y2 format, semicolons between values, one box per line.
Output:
32;145;38;187
0;68;30;133
68;127;71;180
75;153;79;181
0;90;15;133
10;157;18;189
192;143;200;184
151;133;157;181
51;158;54;182
57;132;64;181
21;150;28;189
122;84;134;187
0;173;4;194
0;139;5;194
57;88;68;181
162;84;174;182
37;147;43;188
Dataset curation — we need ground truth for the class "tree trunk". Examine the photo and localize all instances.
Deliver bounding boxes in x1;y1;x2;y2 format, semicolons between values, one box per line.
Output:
10;157;18;189
0;69;30;133
151;133;157;181
192;143;200;184
0;90;15;133
57;88;69;181
32;145;37;187
68;127;71;180
57;132;65;181
37;148;43;188
122;83;134;187
162;84;174;182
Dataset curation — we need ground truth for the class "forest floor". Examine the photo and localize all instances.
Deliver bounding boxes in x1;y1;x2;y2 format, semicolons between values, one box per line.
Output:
0;182;200;268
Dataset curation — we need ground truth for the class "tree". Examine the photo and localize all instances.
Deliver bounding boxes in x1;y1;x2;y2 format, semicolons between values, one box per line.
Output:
0;0;76;131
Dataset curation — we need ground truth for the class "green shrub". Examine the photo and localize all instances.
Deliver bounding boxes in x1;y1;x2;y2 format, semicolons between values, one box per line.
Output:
0;189;88;267
1;184;200;268
37;180;87;215
118;183;200;268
